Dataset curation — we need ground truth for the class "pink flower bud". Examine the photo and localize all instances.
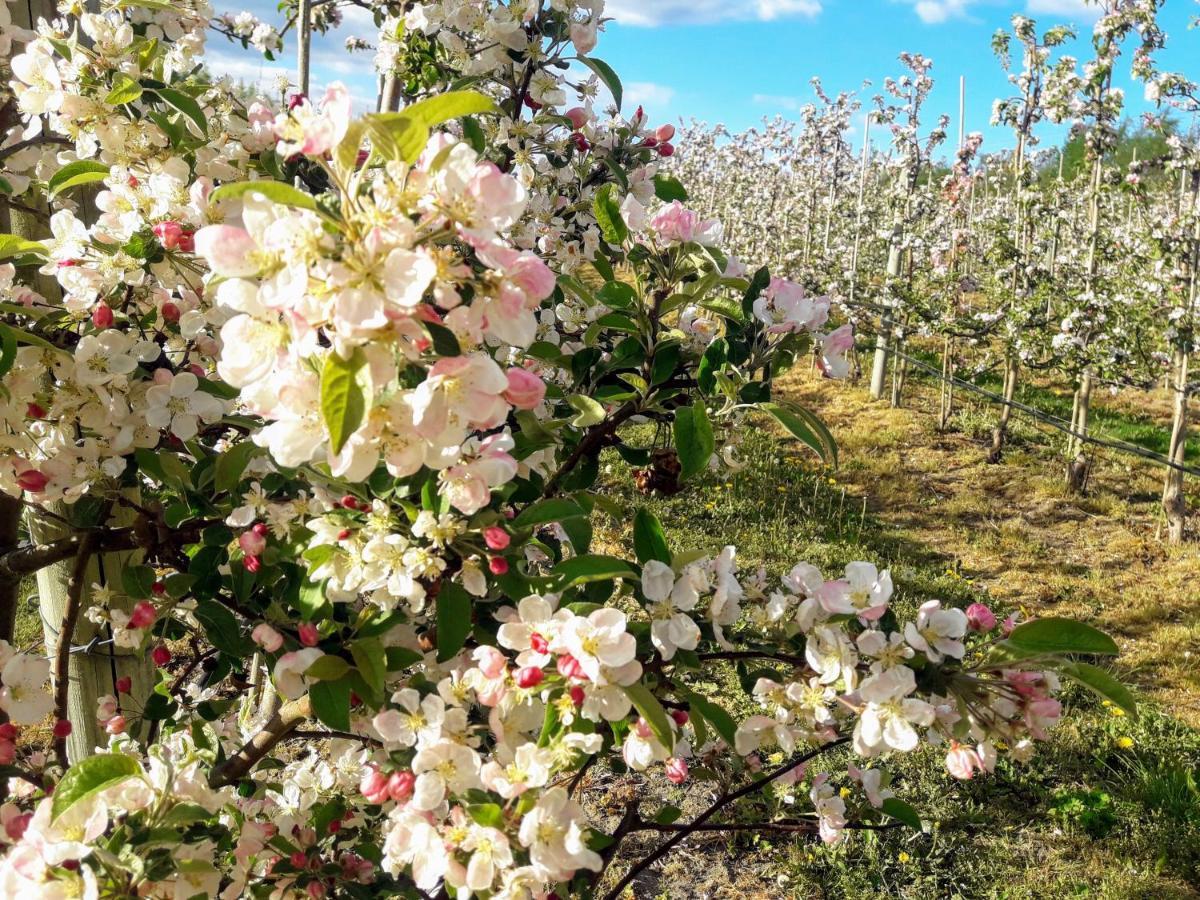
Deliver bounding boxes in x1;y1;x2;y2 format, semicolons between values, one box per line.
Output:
298;623;320;647
568;684;585;707
946;743;980;780
129;601;157;629
504;368;547;410
0;723;16;741
25;403;46;419
488;556;509;575
4;811;31;841
966;603;997;632
0;740;14;766
529;632;549;654
387;771;415;802
483;527;511;551
151;646;171;667
115;676;132;694
307;882;326;899
153;221;185;250
670;709;689;726
473;646;507;680
340;495;360;510
15;470;48;493
665;757;689;785
655;124;676;142
565;106;588;130
252;623;284;653
53;719;72;739
359;766;390;804
1001;614;1017;636
151;581;166;596
658;142;675;157
252;522;270;537
239;530;267;557
290;851;308;869
515;666;544;689
161;302;181;323
105;714;127;735
243;554;261;573
557;654;586;681
91;303;114;329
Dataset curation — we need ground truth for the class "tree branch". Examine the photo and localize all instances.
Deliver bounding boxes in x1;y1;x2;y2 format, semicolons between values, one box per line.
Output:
53;531;100;768
209;695;312;787
541;401;640;498
602;738;848;900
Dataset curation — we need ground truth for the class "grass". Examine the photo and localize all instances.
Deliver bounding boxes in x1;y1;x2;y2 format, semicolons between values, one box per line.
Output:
584;363;1200;899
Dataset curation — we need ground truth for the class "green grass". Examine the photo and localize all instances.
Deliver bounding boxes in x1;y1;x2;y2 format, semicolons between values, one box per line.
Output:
592;425;1200;899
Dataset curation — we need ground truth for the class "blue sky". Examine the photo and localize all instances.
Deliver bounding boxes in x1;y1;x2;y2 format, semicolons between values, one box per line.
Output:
207;0;1200;154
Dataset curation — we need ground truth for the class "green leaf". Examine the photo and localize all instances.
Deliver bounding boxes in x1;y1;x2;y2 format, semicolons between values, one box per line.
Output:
335;119;368;174
152;87;207;136
622;681;674;752
1006;618;1119;656
682;690;737;747
52;754;142;823
424;321;461;356
194;600;247;656
593;184;628;246
310;678;352;732
436;583;473;663
514;498;585;528
305;655;352;681
1056;661;1138;718
105;73;144;106
0;234;47;260
467;803;506;829
759;400;837;466
632;508;671;565
320;349;368;455
653;173;688;202
295;579;332;622
697;338;728;394
881;797;923;830
653;805;682;825
568;394;606;428
552;554;637;586
402;90;499;129
366;113;430;165
673;403;714;479
597;281;636;310
47;160;110;197
577;56;623;110
208;180;318;213
214;441;261;493
350;638;387;697
0;325;16;379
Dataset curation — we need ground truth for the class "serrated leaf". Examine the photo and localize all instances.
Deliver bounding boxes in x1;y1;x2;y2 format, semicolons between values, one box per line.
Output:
1056;661;1137;718
215;441;261;493
568;394;606;427
593;184;628;246
552;554;637;586
310;678;351;732
653;173;688;202
153;87;207;136
881;797;922;830
105;73;143;106
424;321;461;356
47;161;110;197
597;281;636;310
402;90;499;129
305;655;351;681
467;803;506;829
622;681;674;753
759;400;837;466
1006;618;1119;656
633;507;671;565
682;690;737;747
209;180;318;212
52;754;142;823
350;638;387;697
514;498;585;528
436;583;473;663
195;600;247;656
673;403;714;479
366;113;430;165
320;349;368;455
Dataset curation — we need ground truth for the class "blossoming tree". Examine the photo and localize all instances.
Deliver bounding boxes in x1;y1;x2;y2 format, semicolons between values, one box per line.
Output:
0;1;1137;897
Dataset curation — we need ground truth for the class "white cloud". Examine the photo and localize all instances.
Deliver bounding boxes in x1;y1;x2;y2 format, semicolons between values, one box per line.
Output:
752;93;805;112
605;0;821;27
908;0;975;24
627;82;677;108
1025;0;1101;17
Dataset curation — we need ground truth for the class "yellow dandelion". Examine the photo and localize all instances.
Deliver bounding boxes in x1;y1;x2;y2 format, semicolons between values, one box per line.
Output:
1109;706;1126;718
898;851;911;864
1115;736;1134;749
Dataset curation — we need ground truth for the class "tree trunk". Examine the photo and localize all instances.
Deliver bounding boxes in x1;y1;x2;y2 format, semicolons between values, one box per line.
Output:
870;234;903;401
988;355;1019;463
1066;372;1093;493
939;336;955;431
30;501;156;763
1162;349;1190;544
